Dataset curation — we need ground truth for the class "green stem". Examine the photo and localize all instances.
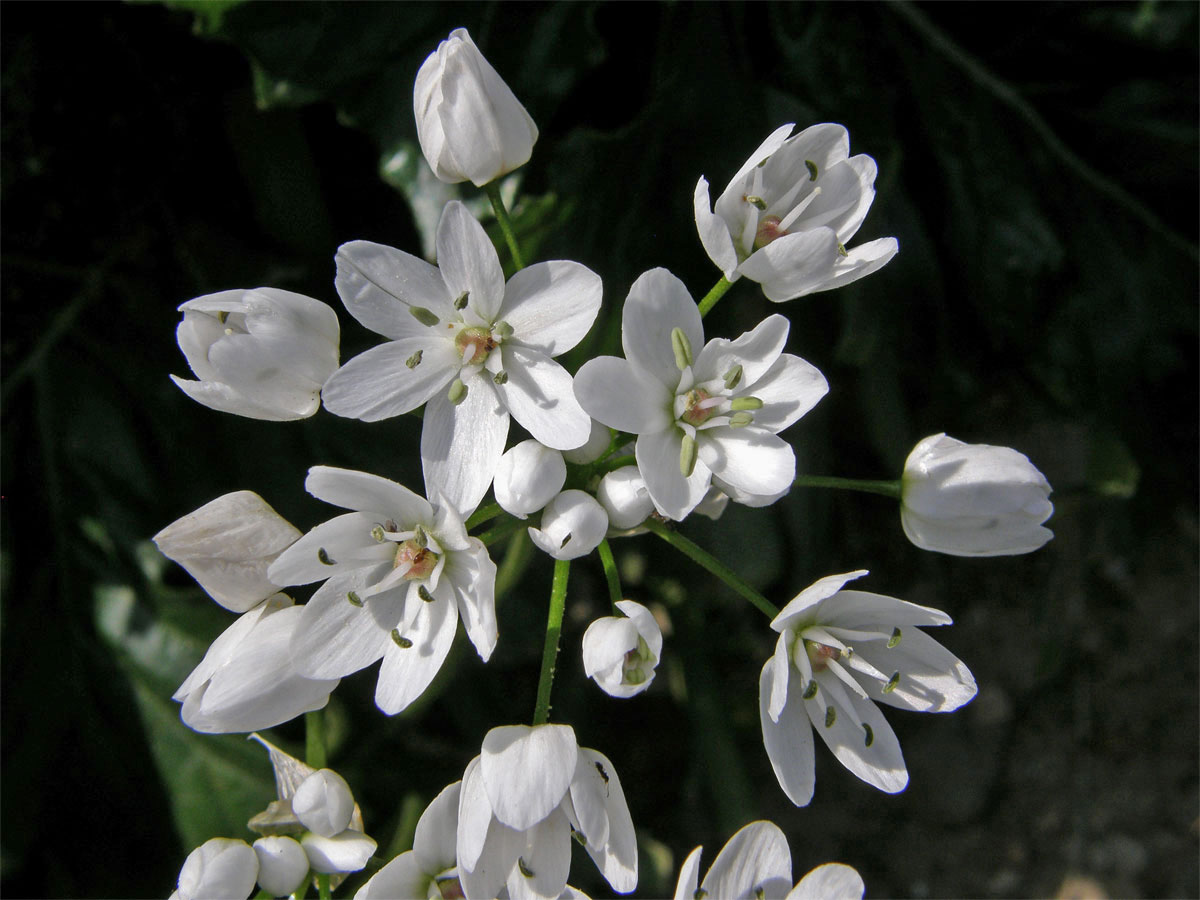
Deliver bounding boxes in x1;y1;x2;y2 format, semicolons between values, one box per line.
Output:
305;710;327;769
643;519;778;618
479;516;524;547
317;873;331;900
494;529;533;603
697;275;734;318
484;180;525;270
466;501;504;530
597;539;623;612
793;474;903;500
532;559;570;725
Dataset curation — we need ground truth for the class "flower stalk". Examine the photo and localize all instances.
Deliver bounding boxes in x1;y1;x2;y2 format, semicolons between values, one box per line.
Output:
305;710;327;770
484;180;525;270
597;539;623;612
697;274;734;318
792;474;903;499
533;558;571;725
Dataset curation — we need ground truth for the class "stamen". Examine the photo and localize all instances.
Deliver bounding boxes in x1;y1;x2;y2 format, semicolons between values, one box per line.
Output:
418;585;435;603
671;327;694;370
838;242;848;257
883;671;901;693
346;591;363;607
517;858;534;878
317;548;335;566
679;434;697;477
744;194;767;210
493;321;514;341
493;370;508;385
448;378;467;405
805;159;818;181
694;891;709;900
370;525;386;542
824;705;837;728
723;364;743;390
405;350;423;369
729;412;754;427
776;186;822;232
391;629;413;649
409;306;439;327
453;291;469;310
863;723;874;747
559;532;572;549
729;396;763;411
802;680;819;700
887;627;902;648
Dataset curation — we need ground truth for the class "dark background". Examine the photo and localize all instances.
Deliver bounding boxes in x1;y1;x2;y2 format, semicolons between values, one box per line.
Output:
2;2;1196;898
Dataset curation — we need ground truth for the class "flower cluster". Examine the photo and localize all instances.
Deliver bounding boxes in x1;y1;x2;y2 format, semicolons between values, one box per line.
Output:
159;25;1056;900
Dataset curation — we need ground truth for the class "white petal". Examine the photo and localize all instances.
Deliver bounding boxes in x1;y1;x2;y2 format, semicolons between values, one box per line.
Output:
354;851;428;900
528;490;608;561
321;338;459;422
770;571;870;633
437;201;506;322
635;427;712;521
447;538;499;661
267;512;392;587
693;314;789;388
815;589;952;630
375;583;459;714
413;781;462;877
806;675;907;794
577;749;637;894
206;332;324;415
253;836;309;898
480;724;578;831
305;466;436;523
694;176;739;279
697;428;795;500
787;863;865;900
596;467;655;531
808;237;898;295
759;661;816;807
495;440;567;518
766;631;792;722
737;229;841;303
851;627;976;713
461;818;525;900
301;830;377;874
573;357;672;434
153;490;301;612
335;239;455;339
562;418;612;464
171;375;306;422
616;599;663;661
506;809;571;900
177;837;259;900
699;821;792;900
714;123;798;213
421;375;509;517
457;757;492;873
500;261;603;356
673;846;705;900
495;345;592;450
290;571;398;680
621;268;704;390
293;769;355;837
568;751;610;850
742;353;828;434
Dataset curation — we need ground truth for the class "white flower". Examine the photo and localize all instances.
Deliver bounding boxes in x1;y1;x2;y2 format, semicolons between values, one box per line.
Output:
901;433;1054;557
174;594;339;734
153;490;301;613
759;571;976;806
695;123;898;302
175;837;258;900
252;836;309;898
574;268;828;520
414;28;538;187
171;288;339;420
582;600;662;698
672;820;864;900
322;201;602;514
357;781;462;900
457;724;637;900
597;466;655;531
528;490;609;560
293;769;355;837
267;466;497;715
562;418;613;464
495;440;567;518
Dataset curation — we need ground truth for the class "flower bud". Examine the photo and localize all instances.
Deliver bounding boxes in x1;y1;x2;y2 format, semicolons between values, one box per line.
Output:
413;28;538;187
562;418;612;464
153;491;301;612
901;433;1054;557
494;440;566;518
171;288;339;421
252;836;309;897
528;490;608;560
293;769;356;837
597;466;655;531
176;837;258;900
582;600;664;698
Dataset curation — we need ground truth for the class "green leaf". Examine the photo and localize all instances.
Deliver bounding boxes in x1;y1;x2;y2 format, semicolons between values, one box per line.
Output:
1086;431;1140;499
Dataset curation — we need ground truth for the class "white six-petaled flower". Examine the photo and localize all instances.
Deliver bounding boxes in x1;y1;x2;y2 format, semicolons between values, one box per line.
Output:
322;201;602;514
267;466;497;716
582;600;662;698
759;570;976;806
171;288;340;421
574;268;827;520
695;123;898;302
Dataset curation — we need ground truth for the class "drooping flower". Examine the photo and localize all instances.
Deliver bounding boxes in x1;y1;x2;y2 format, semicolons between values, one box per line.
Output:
267;466;497;715
252;836;309;898
456;724;637;900
759;571;976;806
174;594;339;734
153;490;301;613
695;123;898;302
171;288;339;420
414;28;538;187
172;837;259;900
495;440;567;519
672;820;864;900
528;490;609;560
596;466;656;531
582;600;662;698
901;433;1054;557
322;201;602;514
574;268;827;520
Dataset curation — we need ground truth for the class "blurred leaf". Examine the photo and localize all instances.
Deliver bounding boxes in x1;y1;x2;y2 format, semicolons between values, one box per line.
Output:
1086;431;1140;499
160;0;247;35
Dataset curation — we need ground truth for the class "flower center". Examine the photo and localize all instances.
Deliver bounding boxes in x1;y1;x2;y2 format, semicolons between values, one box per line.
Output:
753;214;788;249
621;636;654;685
454;326;498;366
393;539;439;580
679;388;719;426
804;639;841;672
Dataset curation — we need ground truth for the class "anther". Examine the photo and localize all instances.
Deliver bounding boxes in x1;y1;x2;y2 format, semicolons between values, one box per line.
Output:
346;591;363;607
729;396;763;411
518;858;534;878
493;321;514;341
824;706;837;728
679;433;697;477
412;526;428;549
405;350;423;369
744;194;767;210
805;160;818;181
448;378;468;405
723;364;743;390
756;887;766;900
453;291;469;310
391;629;412;649
729;412;754;427
418;585;435;603
694;890;709;900
216;310;228;324
409;306;440;327
493;370;508;385
802;680;819;700
370;525;385;542
863;723;874;747
671;327;694;370
883;671;901;693
837;242;848;257
887;627;902;648
317;548;335;566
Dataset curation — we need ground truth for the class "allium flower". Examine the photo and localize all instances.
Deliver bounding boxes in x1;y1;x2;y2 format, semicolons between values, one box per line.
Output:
901;433;1054;557
574;268;827;520
759;571;976;806
695;123;898;302
582;600;662;698
174;594;339;733
267;466;497;715
457;724;637;900
672;820;864;900
528;490;609;560
323;201;602;513
252;836;309;898
414;28;538;187
495;440;567;518
172;837;259;900
171;288;339;420
562;419;613;465
597;466;656;531
153;490;301;613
